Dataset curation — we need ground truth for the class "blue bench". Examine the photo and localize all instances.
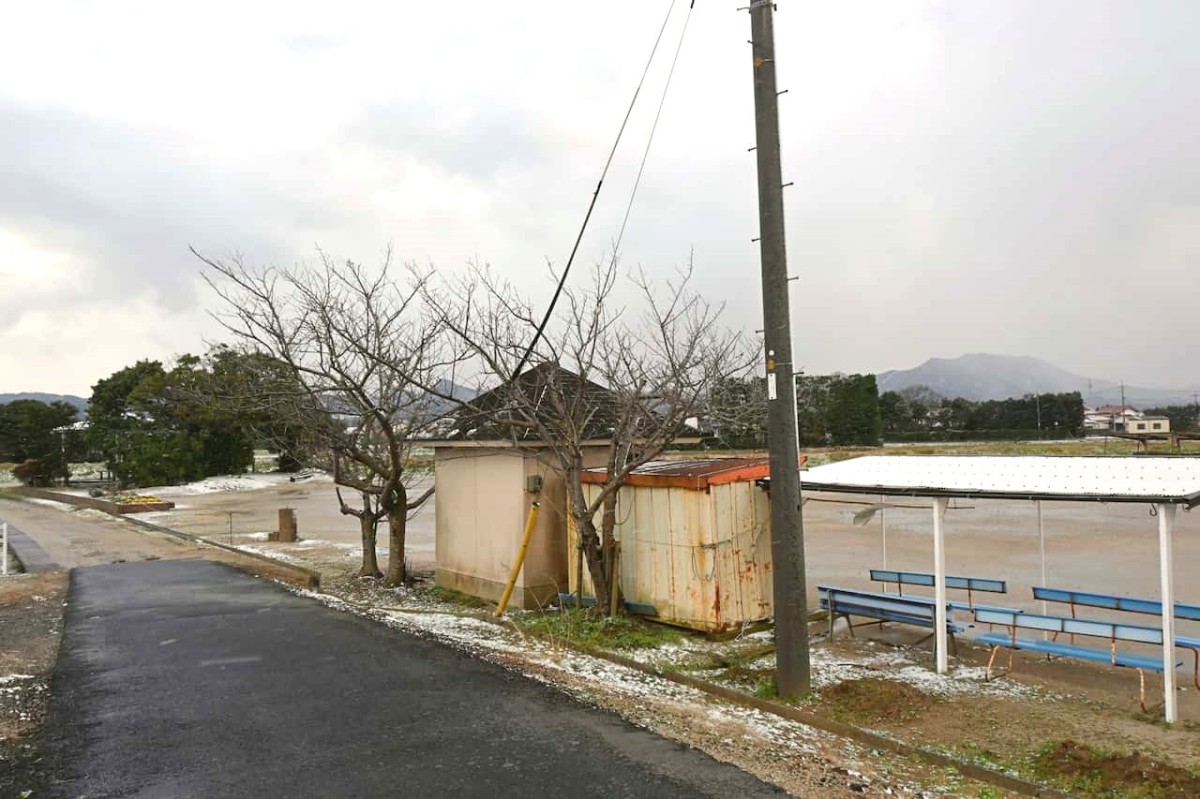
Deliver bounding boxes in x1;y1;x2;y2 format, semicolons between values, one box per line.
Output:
1033;586;1200;688
974;608;1182;710
871;569;1012;614
819;585;962;657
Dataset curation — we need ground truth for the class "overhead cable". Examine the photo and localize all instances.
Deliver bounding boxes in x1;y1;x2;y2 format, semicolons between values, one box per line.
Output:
613;0;696;258
509;0;679;382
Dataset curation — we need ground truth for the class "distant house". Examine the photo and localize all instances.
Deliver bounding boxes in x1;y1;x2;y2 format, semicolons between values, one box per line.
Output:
1088;404;1142;432
1127;416;1170;435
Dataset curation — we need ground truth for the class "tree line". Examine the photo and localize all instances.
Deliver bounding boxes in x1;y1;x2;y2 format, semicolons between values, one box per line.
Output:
709;373;883;448
880;388;1085;438
1141;405;1199;432
0;399;84;485
709;379;1088;447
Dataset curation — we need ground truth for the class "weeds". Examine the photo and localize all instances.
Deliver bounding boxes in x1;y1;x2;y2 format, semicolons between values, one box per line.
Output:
418;584;491;610
511;607;685;651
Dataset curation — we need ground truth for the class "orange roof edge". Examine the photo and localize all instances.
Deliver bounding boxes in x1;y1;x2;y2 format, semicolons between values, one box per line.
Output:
580;458;786;489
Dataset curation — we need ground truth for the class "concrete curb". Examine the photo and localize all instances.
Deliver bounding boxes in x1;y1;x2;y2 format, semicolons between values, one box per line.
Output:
1;520;59;573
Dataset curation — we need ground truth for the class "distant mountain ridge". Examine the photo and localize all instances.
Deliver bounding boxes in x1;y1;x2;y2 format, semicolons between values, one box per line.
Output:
876;354;1197;408
0;392;88;413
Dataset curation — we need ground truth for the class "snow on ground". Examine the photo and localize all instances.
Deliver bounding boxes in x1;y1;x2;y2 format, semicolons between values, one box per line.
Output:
0;674;35;685
147;472;327;498
808;645;1049;700
597;627;1046;703
22;497;76;512
237;545;301;564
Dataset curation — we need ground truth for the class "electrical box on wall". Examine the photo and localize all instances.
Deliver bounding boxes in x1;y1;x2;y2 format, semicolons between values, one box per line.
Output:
526;474;544;494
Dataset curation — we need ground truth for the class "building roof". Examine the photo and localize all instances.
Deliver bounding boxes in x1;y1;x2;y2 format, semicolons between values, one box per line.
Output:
581;458;770;490
796;455;1200;506
432;363;619;442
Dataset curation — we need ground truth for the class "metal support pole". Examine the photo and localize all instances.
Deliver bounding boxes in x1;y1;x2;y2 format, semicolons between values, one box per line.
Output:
880;495;887;570
932;497;949;674
1158;502;1178;723
2;521;8;576
1036;500;1047;612
749;0;809;697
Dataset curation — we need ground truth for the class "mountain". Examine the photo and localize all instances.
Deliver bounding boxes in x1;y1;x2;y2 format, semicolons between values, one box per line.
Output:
0;392;88;414
876;354;1197;408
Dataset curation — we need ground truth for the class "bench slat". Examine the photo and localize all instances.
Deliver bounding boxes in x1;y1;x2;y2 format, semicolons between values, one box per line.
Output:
871;569;1006;594
818;585;961;634
974;609;1166;645
1033;586;1200;622
975;632;1174;671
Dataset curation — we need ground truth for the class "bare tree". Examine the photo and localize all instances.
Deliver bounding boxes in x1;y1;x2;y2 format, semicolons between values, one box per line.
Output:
195;247;445;585
431;259;754;613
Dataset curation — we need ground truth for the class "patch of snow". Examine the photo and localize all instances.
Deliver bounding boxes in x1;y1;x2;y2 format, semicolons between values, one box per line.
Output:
287;539;359;551
809;646;1049;700
146;471;331;498
74;508;117;521
23;497;75;512
0;674;35;684
236;544;300;564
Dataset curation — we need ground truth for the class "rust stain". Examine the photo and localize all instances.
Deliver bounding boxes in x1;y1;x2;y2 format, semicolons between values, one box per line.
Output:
713;583;722;619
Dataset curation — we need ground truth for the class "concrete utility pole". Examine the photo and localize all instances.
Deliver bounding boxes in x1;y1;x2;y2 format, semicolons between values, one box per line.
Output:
748;0;810;697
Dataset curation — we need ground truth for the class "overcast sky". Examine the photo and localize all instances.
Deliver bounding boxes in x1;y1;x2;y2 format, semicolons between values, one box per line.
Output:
2;1;1198;397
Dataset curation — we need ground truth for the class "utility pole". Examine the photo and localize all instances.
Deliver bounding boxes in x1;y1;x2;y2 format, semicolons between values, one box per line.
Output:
748;0;810;698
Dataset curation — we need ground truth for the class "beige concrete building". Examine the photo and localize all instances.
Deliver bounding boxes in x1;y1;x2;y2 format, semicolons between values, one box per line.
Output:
1127;416;1170;434
431;442;608;609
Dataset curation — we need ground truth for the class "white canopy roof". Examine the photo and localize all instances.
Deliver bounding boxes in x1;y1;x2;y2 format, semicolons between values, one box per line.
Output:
800;455;1200;507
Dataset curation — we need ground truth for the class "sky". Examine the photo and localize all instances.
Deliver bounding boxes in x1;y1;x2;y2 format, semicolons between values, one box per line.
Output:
2;1;1198;397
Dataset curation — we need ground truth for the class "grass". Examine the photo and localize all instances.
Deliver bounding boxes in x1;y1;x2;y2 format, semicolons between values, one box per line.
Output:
511;607;686;651
417;584;492;610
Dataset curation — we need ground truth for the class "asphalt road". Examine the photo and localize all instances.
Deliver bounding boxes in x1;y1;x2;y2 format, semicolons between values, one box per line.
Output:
42;559;783;798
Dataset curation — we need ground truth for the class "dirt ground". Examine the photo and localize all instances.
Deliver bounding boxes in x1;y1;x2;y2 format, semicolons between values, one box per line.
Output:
0;571;67;797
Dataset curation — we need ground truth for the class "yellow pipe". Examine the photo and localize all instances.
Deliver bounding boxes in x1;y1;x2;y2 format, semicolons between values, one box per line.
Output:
495;501;541;617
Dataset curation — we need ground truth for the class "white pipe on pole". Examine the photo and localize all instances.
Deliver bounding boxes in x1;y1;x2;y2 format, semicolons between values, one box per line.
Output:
1158;502;1178;723
932;497;949;674
880;494;887;570
1036;500;1047;616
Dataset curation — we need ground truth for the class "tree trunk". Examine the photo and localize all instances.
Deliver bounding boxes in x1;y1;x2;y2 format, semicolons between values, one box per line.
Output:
578;514;610;614
383;484;408;587
358;512;382;578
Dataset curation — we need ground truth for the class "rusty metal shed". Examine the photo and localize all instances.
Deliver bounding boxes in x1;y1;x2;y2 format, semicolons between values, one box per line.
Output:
575;458;773;633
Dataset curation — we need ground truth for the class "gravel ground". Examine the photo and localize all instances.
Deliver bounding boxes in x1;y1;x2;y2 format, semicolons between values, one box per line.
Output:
0;571;68;798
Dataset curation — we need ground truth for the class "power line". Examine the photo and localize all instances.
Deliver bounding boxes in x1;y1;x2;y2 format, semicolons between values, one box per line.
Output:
510;1;680;382
612;1;696;258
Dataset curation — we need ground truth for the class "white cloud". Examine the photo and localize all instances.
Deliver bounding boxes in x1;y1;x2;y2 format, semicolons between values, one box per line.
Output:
1;0;1199;395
